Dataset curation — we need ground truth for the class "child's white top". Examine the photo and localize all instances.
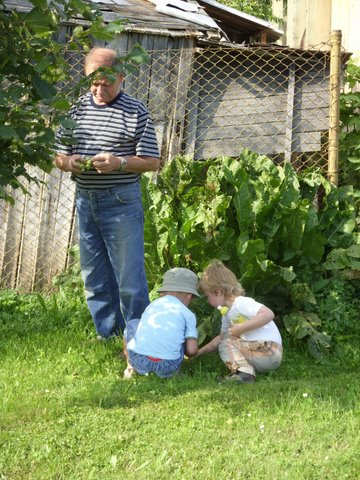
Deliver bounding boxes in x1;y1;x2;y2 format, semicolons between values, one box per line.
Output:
221;296;282;345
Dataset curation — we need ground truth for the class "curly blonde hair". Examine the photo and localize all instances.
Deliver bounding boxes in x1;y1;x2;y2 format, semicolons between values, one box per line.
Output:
199;260;245;297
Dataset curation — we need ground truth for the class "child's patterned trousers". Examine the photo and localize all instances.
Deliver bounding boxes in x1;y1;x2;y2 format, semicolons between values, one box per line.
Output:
218;336;283;377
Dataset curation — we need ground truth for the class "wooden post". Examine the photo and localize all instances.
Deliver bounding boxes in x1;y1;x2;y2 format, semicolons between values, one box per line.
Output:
328;30;342;185
260;30;268;44
284;64;295;162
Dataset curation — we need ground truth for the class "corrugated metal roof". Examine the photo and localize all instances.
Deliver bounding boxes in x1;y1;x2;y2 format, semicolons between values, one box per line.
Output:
148;0;220;30
5;0;283;42
198;0;283;42
91;0;221;33
197;37;352;63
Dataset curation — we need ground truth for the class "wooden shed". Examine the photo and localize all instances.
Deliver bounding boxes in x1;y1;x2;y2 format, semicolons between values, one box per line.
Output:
4;0;347;166
80;0;344;166
72;0;346;165
5;0;287;161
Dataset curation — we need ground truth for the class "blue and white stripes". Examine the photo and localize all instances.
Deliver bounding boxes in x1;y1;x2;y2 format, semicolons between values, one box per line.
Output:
55;91;160;189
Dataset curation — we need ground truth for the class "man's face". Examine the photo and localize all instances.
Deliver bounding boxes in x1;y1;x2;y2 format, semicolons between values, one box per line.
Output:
90;76;123;105
86;63;123;105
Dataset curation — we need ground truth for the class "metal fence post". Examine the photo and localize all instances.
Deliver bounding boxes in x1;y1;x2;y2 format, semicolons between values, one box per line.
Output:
328;30;342;186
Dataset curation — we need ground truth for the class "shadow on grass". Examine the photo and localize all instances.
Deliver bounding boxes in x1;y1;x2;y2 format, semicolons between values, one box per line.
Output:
3;316;359;417
66;349;360;415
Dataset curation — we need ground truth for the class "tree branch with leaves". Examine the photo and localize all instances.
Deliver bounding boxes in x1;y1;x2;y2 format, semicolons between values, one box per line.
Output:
0;0;148;203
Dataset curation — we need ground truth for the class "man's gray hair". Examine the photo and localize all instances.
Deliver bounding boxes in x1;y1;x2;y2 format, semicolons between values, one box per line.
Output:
84;47;117;73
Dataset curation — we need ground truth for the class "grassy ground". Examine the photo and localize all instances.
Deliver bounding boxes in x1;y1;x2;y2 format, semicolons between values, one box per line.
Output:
0;292;359;480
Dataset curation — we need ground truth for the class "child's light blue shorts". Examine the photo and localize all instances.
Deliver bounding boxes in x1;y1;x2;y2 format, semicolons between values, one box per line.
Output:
124;319;184;378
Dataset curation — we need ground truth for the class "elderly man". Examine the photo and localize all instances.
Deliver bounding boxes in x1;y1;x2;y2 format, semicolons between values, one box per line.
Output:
55;47;160;339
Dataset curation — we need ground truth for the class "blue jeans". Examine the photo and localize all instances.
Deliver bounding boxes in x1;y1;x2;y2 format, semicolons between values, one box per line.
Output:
124;319;184;378
76;182;149;337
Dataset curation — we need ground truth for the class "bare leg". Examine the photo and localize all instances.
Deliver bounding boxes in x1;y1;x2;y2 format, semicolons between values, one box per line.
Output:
123;338;136;379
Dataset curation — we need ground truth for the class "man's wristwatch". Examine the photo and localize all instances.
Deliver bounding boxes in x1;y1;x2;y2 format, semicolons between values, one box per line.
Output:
118;157;128;171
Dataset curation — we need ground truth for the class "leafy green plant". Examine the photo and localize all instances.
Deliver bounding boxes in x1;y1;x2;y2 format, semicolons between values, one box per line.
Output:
312;276;360;367
217;0;276;21
315;277;360;338
339;60;360;188
52;246;84;298
142;152;360;357
282;312;332;361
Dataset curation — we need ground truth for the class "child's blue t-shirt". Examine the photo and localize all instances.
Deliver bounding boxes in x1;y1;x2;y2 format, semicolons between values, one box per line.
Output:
126;295;198;360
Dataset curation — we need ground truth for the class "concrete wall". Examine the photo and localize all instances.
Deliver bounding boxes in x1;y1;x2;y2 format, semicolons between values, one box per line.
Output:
272;0;360;63
287;0;331;49
332;0;360;62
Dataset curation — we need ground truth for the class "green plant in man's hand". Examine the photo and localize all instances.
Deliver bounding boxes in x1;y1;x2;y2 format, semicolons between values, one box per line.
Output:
80;157;94;172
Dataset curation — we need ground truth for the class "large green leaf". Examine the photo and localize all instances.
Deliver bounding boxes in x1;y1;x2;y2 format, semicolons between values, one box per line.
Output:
33;74;56;99
283;312;320;339
23;8;56;33
323;245;360;270
307;332;332;362
346;244;360;258
126;44;150;65
0;126;18;139
290;283;317;309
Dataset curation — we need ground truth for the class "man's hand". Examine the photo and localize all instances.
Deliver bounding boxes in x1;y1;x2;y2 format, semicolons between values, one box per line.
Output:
92;152;122;173
92;153;159;173
55;154;83;173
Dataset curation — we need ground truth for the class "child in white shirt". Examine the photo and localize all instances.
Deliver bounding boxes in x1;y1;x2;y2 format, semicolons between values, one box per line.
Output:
197;260;282;383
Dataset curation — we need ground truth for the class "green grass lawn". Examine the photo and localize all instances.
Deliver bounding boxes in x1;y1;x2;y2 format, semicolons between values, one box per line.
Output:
1;295;359;480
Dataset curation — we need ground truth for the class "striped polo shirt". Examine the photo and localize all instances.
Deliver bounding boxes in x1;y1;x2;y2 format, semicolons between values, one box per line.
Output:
54;91;160;189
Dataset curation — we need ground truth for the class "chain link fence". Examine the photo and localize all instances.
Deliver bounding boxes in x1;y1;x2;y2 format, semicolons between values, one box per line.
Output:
0;42;344;292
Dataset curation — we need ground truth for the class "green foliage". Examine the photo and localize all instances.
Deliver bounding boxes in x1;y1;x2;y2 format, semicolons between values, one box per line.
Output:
316;278;360;338
313;277;360;368
216;0;274;21
0;0;149;203
52;245;85;299
339;61;360;188
142;152;360;357
283;312;331;361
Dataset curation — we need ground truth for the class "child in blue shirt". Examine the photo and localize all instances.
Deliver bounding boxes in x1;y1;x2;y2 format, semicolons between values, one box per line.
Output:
123;268;199;378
